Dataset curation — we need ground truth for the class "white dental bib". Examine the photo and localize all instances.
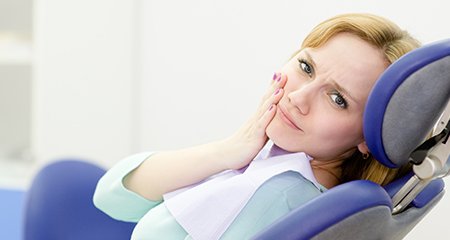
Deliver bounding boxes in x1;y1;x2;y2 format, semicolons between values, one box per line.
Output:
163;141;320;240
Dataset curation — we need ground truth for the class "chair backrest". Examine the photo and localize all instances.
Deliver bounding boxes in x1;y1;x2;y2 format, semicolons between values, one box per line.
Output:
252;39;450;240
23;160;136;240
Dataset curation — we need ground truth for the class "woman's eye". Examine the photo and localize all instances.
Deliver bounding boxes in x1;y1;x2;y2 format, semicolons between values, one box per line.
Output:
298;59;313;76
329;92;348;109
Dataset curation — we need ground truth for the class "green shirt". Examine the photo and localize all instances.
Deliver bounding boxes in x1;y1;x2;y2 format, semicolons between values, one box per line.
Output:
93;152;325;239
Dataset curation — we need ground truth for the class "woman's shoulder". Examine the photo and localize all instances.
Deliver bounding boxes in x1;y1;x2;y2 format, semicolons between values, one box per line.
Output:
260;171;324;209
262;171;323;192
222;171;324;239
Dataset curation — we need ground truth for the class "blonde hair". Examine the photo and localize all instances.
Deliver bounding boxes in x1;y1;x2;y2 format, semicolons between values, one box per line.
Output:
299;13;420;185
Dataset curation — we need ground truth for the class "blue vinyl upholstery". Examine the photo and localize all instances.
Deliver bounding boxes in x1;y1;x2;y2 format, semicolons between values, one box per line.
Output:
23;160;136;240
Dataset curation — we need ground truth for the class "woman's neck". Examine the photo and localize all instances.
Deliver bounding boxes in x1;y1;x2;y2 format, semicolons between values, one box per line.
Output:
310;158;345;189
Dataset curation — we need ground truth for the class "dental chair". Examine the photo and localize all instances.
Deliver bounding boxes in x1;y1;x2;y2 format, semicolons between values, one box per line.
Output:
23;160;136;240
22;39;449;240
253;39;450;240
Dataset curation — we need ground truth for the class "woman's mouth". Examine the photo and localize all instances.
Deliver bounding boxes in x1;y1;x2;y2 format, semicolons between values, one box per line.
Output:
277;106;303;131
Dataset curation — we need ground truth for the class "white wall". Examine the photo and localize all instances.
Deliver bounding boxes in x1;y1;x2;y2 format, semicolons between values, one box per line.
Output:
138;0;450;150
138;1;450;239
32;0;138;167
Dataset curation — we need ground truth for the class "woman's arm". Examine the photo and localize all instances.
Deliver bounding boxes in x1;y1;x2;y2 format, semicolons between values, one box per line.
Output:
93;152;161;222
124;74;287;201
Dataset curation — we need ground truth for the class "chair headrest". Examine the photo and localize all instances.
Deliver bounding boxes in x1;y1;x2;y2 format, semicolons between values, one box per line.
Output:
364;39;450;168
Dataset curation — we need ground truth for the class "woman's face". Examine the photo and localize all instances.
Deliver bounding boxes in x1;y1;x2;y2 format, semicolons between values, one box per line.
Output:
266;33;388;161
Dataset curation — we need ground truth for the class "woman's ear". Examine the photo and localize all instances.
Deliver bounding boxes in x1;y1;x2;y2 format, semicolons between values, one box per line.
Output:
357;141;370;154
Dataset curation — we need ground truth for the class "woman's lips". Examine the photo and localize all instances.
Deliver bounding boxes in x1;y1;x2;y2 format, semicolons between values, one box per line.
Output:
278;106;303;131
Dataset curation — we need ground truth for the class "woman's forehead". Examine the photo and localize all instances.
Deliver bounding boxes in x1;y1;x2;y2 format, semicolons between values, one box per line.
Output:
298;33;388;104
309;33;387;67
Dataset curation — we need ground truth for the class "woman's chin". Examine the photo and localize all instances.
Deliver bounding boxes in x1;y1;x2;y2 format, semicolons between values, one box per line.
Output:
267;124;298;152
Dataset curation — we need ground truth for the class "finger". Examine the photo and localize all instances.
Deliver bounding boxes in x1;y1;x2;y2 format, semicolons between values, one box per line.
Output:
265;73;283;97
277;73;287;88
271;87;284;105
259;73;286;107
270;74;287;105
254;103;277;137
257;87;284;120
251;73;286;122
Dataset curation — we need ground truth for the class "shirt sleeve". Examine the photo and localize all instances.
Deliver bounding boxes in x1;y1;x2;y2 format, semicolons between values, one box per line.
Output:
93;152;162;222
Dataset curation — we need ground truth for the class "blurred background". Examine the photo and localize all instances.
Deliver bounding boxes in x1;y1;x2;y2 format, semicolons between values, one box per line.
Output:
1;0;449;239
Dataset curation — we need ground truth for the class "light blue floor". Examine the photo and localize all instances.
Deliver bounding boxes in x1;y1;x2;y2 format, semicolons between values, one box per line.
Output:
0;188;25;240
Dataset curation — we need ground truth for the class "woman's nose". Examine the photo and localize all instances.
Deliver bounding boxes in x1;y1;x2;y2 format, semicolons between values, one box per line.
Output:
287;83;314;115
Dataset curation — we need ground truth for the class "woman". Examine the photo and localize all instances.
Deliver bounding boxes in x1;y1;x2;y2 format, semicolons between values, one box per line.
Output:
94;13;420;239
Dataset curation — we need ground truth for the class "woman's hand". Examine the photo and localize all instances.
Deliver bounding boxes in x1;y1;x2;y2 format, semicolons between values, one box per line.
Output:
219;73;287;170
121;73;287;201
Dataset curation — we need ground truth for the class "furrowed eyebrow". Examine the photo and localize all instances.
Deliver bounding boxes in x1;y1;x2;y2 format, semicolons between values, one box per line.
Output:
330;79;357;104
303;49;358;105
303;50;317;72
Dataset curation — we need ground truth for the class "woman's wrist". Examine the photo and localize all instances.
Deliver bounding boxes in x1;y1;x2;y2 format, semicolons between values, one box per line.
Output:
213;136;258;170
208;139;235;171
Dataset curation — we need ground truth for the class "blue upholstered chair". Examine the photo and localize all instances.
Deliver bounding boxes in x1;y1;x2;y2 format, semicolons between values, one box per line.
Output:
21;39;450;240
23;160;136;240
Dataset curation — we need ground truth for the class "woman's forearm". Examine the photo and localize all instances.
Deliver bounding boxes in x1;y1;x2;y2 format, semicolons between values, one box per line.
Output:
123;141;230;201
124;74;286;202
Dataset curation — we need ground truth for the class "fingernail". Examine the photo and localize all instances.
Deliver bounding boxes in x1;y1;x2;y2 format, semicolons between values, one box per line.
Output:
276;74;282;82
268;105;274;111
272;72;278;80
274;88;280;95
